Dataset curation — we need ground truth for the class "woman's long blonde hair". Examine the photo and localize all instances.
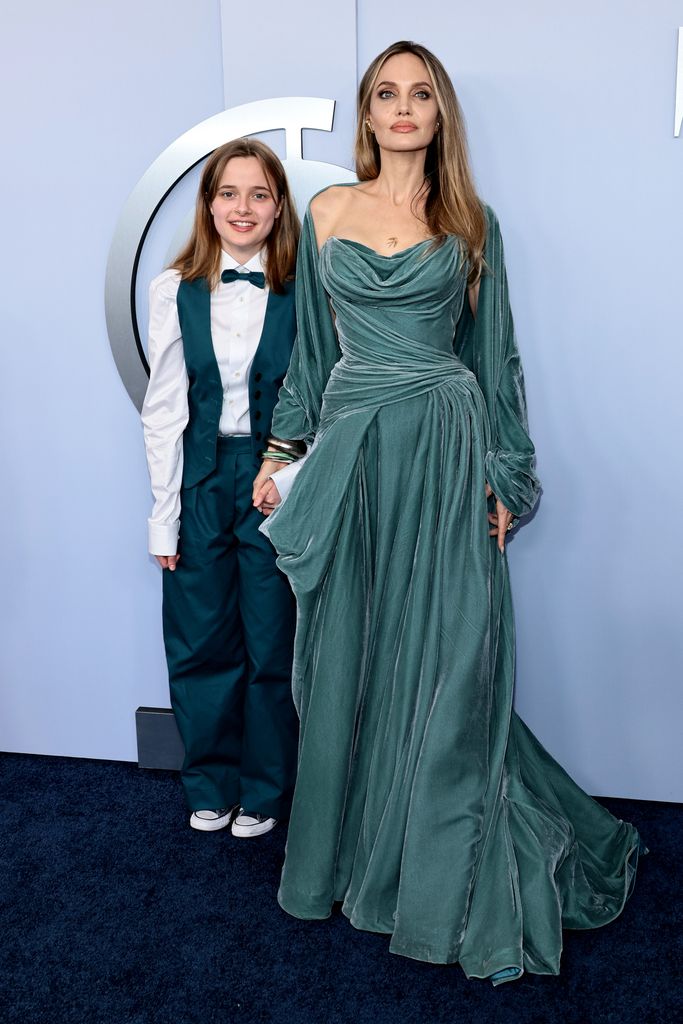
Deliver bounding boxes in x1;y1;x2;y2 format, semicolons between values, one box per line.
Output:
171;138;300;293
355;40;486;284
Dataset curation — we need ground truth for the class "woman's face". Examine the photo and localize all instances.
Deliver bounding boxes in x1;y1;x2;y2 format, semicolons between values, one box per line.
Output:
209;156;281;262
366;52;439;156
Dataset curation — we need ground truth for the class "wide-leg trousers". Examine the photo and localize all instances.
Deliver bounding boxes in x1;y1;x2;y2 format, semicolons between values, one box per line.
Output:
162;436;298;816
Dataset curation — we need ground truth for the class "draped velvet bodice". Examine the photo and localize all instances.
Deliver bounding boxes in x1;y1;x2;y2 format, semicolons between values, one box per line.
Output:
321;234;467;355
316;235;479;431
323;231;464;324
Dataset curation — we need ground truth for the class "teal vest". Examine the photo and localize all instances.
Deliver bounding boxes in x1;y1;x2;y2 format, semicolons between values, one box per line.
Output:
176;276;297;488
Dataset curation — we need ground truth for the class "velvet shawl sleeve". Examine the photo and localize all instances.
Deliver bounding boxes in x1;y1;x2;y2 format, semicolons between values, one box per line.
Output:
270;206;341;444
454;205;541;518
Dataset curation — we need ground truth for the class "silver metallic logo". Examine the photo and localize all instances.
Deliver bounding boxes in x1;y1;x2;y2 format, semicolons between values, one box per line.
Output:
105;97;355;410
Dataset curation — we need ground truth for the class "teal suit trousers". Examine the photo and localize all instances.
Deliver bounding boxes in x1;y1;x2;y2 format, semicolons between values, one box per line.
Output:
162;436;298;816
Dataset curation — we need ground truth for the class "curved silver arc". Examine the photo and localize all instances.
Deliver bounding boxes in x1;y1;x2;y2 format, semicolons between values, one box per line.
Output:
105;97;336;410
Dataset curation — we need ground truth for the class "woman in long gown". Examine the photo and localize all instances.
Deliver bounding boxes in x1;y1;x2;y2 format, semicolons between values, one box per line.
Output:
252;40;642;984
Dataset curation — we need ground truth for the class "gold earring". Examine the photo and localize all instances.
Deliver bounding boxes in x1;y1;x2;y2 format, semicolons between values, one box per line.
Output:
366;120;374;133
435;121;441;132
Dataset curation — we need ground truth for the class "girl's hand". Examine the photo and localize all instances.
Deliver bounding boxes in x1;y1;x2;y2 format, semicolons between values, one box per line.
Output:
253;460;284;515
252;460;282;502
253;478;282;516
485;482;514;553
155;554;180;571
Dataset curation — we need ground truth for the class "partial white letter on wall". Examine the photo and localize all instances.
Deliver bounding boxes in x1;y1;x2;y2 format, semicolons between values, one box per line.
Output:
675;27;683;136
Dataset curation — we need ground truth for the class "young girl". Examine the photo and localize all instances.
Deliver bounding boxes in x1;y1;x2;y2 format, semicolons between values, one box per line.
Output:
142;138;300;836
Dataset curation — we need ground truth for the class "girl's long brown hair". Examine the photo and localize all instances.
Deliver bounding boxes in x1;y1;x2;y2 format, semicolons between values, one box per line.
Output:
355;41;486;285
171;138;300;293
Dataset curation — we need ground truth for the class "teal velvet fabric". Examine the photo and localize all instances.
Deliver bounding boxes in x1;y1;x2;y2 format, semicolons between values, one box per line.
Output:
261;202;641;983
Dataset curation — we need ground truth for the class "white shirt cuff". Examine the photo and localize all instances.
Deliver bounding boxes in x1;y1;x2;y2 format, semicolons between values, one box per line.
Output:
148;520;180;556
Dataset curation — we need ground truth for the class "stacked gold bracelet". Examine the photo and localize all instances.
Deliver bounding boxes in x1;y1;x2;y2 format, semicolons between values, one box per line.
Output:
261;436;307;464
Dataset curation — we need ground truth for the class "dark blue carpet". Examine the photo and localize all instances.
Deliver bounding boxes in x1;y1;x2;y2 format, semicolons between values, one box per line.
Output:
0;753;679;1024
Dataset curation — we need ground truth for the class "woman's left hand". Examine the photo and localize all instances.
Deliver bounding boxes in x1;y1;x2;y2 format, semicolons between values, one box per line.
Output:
486;482;514;552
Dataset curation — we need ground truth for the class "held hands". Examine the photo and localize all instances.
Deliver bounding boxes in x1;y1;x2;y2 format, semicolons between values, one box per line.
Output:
253;460;284;516
486;482;515;553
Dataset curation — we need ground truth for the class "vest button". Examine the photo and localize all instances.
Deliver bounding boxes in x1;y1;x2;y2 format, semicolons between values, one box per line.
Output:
254;389;262;399
256;449;263;459
253;410;262;420
254;372;263;382
254;431;262;440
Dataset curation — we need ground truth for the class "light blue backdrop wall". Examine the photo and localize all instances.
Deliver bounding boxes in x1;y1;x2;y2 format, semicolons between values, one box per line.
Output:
1;1;681;801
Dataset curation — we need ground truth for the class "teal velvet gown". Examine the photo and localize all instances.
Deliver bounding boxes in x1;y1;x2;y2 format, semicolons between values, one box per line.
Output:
261;200;642;984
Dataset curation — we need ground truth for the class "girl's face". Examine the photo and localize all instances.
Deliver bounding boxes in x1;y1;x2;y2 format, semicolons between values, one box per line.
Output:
366;52;439;155
209;156;281;262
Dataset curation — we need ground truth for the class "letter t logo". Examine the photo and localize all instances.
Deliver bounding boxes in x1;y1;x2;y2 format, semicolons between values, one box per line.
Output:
676;28;683;136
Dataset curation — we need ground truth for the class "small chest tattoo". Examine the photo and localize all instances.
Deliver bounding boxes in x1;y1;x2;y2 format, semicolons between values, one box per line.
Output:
386;237;398;249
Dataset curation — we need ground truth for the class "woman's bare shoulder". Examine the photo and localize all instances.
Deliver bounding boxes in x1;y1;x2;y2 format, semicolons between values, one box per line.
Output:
308;185;354;248
309;184;371;248
310;184;358;214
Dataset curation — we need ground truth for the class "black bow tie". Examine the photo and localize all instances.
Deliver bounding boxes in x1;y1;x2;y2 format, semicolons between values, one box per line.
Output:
221;268;265;289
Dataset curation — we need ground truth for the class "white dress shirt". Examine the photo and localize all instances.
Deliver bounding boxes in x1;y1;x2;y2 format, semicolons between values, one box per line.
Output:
142;248;286;556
